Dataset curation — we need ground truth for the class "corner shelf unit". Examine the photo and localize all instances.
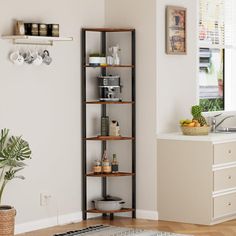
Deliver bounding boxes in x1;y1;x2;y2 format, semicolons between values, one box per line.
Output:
81;27;136;220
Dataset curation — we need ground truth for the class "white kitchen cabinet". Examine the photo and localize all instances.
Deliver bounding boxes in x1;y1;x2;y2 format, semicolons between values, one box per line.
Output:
157;133;236;225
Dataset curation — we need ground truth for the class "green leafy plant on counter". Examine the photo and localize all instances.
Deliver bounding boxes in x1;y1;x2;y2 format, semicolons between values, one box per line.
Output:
0;129;32;204
200;98;224;112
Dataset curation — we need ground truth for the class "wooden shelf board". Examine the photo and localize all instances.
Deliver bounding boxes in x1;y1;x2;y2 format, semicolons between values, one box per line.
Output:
86;208;135;214
2;35;73;41
86;172;135;177
84;136;134;141
85;101;134;105
82;28;135;32
84;64;134;68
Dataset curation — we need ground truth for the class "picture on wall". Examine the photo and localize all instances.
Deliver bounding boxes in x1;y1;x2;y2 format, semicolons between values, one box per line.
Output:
166;6;187;55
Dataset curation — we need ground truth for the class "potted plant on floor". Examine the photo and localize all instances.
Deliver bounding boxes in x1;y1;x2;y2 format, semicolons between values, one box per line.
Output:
0;129;31;236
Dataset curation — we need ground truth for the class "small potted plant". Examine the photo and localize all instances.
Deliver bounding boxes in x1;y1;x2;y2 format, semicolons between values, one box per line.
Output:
0;129;31;236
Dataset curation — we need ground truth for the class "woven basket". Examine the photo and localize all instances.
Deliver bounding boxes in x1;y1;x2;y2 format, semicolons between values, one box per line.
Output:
0;206;16;236
181;126;210;136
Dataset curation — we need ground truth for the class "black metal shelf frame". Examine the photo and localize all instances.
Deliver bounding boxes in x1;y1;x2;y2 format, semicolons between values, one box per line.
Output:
81;28;136;220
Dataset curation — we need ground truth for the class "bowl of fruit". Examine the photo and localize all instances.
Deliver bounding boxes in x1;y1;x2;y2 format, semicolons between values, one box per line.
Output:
180;105;210;136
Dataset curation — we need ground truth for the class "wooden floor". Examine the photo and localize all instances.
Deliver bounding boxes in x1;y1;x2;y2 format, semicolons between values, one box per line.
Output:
17;217;236;236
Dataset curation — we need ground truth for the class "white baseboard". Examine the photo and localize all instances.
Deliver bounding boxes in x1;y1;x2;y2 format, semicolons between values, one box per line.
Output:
15;211;82;235
136;209;159;220
15;209;158;234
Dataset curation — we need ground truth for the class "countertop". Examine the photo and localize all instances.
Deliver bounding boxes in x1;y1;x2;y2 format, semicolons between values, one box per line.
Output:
157;132;236;143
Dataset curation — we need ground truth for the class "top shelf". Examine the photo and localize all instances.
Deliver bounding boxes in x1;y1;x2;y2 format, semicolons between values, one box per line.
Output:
2;35;73;46
82;28;135;32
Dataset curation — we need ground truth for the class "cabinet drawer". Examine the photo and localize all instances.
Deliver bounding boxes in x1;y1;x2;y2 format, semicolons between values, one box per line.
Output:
214;142;236;165
214;193;236;218
214;167;236;191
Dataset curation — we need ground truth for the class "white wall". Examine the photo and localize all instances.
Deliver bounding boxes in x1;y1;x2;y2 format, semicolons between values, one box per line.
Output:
105;0;158;215
0;0;199;231
0;0;105;230
156;0;198;133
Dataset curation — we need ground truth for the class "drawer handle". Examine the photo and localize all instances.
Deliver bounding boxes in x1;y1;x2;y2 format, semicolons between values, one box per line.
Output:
228;176;232;180
228;150;232;154
228;202;232;206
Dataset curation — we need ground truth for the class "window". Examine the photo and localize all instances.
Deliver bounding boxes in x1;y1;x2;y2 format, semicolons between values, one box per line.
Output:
198;0;236;112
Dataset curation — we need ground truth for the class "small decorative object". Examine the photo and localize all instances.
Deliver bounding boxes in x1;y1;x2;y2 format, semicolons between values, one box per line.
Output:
102;150;111;173
39;23;48;36
51;24;60;37
109;45;121;65
89;53;107;66
47;24;53;36
101;116;109;136
47;24;59;37
179;105;210;135
100;53;107;66
31;23;39;36
24;23;32;35
106;56;113;65
9;50;24;66
15;21;25;35
89;53;101;66
9;49;52;66
98;75;122;102
191;105;207;126
0;129;32;236
166;6;187;55
181;126;210;135
93;160;102;174
109;120;120;137
42;50;53;65
92;196;125;211
111;154;119;173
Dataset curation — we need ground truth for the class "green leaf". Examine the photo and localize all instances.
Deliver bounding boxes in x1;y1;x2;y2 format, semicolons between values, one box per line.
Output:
0;129;9;152
14;175;25;180
3;136;31;161
4;168;24;181
0;129;31;204
0;160;26;168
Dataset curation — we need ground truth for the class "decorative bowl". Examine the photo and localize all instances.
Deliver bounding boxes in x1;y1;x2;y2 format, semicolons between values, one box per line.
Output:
181;126;210;136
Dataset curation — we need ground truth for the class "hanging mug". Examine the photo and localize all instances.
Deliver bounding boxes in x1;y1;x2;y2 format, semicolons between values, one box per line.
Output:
42;50;52;65
32;51;43;66
9;50;24;65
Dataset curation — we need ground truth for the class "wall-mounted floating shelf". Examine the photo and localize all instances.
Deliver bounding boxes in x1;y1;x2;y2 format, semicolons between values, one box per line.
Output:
1;35;73;46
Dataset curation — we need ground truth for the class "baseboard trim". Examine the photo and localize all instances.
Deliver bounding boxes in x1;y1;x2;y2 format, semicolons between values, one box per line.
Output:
136;209;159;220
15;209;158;234
15;211;82;235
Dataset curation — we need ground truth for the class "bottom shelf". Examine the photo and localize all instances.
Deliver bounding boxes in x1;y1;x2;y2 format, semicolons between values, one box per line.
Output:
86;208;134;214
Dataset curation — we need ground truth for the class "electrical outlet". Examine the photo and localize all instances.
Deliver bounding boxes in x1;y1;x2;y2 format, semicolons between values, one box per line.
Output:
40;193;52;206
